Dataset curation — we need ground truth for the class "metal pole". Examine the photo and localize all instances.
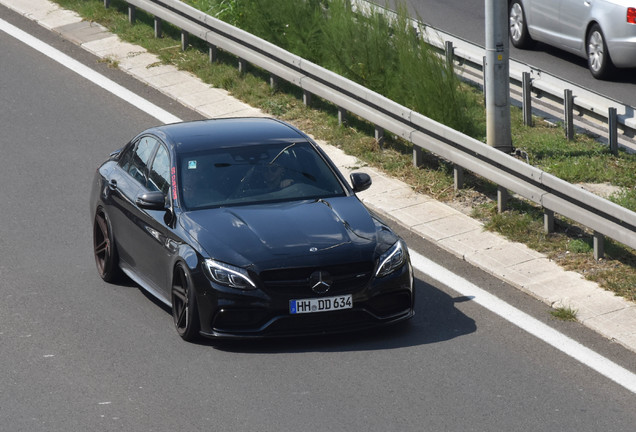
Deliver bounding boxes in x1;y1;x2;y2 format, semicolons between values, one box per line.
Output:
269;75;278;91
181;30;189;51
338;107;347;125
544;209;554;233
482;56;487;106
238;58;247;74
445;41;454;69
594;232;605;260
522;72;533;126
154;17;162;39
454;165;464;190
413;147;423;168
303;90;312;107
564;89;574;140
374;126;384;149
497;186;509;213
209;44;218;63
485;0;512;152
609;107;618;155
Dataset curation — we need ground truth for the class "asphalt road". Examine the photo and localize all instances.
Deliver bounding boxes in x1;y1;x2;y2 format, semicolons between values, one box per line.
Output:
380;0;636;106
1;7;636;431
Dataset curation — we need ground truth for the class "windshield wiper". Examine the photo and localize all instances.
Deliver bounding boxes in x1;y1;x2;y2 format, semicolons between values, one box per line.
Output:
268;142;297;165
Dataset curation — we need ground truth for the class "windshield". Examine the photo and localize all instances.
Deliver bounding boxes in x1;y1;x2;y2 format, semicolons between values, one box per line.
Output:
178;141;347;210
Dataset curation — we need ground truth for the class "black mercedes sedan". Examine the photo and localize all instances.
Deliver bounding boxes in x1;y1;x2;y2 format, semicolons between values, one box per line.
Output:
90;118;414;341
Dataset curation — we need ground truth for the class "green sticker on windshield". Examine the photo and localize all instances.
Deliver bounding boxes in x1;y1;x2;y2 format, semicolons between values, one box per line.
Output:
188;160;197;170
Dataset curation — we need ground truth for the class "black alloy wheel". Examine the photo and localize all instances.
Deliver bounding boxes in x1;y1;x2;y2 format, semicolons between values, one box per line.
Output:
93;208;122;282
172;263;200;341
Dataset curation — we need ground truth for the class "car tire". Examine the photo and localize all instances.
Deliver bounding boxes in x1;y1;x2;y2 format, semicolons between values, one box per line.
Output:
171;263;200;341
509;1;533;49
587;24;614;80
93;208;123;283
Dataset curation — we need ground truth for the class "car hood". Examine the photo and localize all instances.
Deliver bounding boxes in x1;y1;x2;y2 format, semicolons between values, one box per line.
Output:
179;197;391;269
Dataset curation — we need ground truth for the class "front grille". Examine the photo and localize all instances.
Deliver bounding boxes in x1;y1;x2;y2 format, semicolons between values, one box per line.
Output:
260;261;374;295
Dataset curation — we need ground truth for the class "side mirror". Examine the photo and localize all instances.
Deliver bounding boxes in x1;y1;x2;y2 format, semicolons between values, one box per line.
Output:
350;172;372;193
136;191;167;211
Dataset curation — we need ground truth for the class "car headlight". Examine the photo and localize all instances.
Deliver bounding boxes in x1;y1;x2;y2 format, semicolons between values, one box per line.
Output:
205;259;256;290
375;241;407;277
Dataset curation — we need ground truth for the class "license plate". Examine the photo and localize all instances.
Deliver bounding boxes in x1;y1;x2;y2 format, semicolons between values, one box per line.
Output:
289;295;352;314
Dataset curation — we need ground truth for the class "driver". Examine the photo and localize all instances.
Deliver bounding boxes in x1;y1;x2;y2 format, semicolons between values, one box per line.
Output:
263;163;293;190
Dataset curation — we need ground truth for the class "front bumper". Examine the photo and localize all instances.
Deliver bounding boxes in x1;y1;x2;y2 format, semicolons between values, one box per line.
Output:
194;261;415;339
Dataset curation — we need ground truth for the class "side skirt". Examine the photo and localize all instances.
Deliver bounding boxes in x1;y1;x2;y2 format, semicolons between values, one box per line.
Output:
119;261;172;307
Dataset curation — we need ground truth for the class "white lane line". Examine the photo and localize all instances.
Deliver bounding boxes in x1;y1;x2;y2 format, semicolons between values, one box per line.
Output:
0;18;182;125
410;249;636;395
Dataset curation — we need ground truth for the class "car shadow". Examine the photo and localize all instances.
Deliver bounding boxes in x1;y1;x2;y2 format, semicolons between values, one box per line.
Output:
205;278;477;353
131;272;477;352
608;68;636;85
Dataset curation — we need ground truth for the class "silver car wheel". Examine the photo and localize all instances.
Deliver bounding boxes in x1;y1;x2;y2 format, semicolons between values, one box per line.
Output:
588;30;604;73
509;3;524;43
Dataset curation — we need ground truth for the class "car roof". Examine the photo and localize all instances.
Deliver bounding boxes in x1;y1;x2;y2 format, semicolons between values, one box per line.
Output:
148;118;309;153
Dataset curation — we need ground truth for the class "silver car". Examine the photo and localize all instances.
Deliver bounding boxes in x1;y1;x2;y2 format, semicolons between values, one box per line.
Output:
509;0;636;79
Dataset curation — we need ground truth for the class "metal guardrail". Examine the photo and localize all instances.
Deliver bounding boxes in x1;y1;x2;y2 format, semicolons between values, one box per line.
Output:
424;26;636;152
354;0;636;151
108;0;636;257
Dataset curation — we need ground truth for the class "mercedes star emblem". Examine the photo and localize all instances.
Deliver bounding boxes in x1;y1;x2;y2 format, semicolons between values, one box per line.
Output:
309;270;333;294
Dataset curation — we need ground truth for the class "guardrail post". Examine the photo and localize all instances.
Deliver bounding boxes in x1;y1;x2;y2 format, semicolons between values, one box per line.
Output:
594;231;605;260
564;89;574;140
482;56;487;105
181;30;189;51
522;72;533;126
104;0;110;8
209;44;218;63
154;17;162;39
238;58;247;74
375;126;384;149
338;108;346;125
413;147;423;168
303;90;312;107
454;165;464;190
497;186;509;213
128;5;136;24
445;41;454;68
609;107;618;155
544;209;554;233
269;75;278;91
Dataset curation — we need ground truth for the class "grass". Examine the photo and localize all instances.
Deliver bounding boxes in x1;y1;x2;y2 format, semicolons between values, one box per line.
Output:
97;55;120;68
550;306;578;321
186;0;486;138
48;0;636;302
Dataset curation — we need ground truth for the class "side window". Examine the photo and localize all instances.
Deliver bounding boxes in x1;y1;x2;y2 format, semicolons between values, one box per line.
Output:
126;136;158;187
118;143;134;172
149;145;171;195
